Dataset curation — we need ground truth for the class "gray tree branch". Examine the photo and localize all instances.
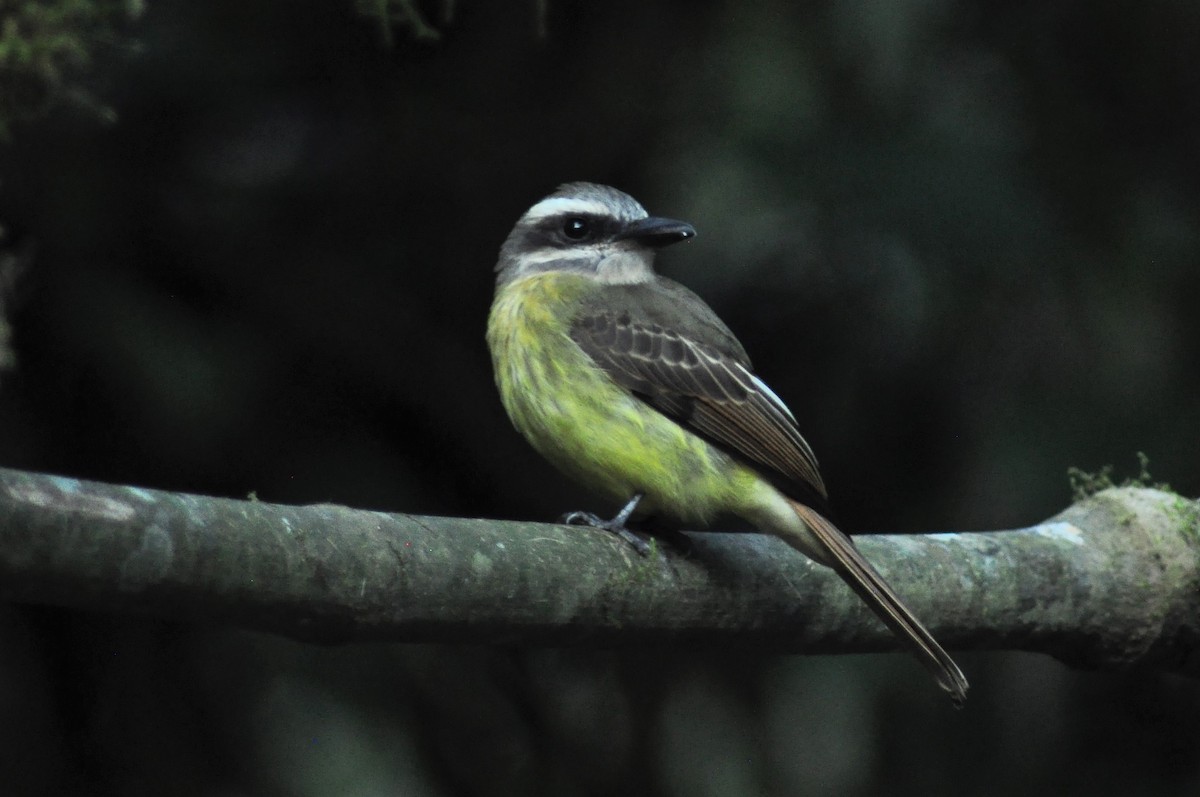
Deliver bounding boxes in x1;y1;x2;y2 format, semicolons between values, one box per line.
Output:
0;466;1197;676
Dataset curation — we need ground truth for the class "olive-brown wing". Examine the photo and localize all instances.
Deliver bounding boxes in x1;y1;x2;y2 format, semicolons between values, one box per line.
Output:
570;306;828;506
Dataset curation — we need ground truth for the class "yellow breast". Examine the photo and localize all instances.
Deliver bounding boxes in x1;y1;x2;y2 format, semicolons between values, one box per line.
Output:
486;272;760;524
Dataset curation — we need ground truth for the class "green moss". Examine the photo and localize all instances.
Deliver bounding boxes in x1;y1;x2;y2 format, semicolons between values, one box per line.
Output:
605;537;663;589
1168;494;1200;546
1089;491;1137;528
1068;451;1171;502
1068;463;1115;502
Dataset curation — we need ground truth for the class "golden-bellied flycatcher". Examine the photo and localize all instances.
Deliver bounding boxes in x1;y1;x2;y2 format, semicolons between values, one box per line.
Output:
486;182;968;705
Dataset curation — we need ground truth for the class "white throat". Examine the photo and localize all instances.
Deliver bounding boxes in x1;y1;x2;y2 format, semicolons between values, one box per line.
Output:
594;249;656;285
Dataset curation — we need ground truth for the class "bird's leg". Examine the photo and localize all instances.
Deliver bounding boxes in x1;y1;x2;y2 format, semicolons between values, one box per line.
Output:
561;493;652;555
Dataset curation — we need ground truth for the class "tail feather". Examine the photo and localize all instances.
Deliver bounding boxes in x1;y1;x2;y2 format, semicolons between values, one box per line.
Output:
787;500;969;707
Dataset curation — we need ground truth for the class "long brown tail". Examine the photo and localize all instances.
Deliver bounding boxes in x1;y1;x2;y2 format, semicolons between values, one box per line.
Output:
787;500;969;706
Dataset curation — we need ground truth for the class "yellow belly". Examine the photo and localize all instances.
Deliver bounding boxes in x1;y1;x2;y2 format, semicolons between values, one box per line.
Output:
486;272;763;524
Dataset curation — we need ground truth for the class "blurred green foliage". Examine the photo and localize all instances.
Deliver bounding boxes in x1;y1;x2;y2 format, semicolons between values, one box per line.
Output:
0;0;144;136
353;0;449;44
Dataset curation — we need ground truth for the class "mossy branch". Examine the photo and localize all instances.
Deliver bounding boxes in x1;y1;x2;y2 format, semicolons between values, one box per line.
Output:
0;466;1197;677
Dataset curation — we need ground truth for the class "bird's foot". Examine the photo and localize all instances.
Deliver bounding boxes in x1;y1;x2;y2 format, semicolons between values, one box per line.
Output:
561;494;652;556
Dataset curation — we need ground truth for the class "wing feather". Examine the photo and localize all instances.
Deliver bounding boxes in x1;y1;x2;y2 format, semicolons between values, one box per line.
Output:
570;282;828;505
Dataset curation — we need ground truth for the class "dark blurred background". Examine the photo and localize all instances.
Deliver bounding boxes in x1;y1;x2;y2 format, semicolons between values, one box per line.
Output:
1;0;1198;794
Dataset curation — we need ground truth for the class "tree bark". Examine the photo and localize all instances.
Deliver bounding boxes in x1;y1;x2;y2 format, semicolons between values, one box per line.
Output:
0;466;1196;676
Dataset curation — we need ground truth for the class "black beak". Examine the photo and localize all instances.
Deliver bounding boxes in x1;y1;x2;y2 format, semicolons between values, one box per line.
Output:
614;216;696;248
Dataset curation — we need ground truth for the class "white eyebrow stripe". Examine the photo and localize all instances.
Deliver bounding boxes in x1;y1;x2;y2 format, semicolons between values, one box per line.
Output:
521;197;616;222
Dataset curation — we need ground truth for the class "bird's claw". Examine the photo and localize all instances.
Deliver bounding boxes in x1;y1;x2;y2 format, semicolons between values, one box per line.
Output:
561;510;603;527
560;497;652;556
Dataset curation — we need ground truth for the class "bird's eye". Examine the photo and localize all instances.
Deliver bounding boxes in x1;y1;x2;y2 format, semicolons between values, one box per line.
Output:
562;217;591;240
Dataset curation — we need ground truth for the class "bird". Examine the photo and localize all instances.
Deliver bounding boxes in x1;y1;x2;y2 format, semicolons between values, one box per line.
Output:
486;181;968;705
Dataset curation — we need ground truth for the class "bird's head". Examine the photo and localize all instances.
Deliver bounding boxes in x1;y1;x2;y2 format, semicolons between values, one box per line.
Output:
495;182;695;287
